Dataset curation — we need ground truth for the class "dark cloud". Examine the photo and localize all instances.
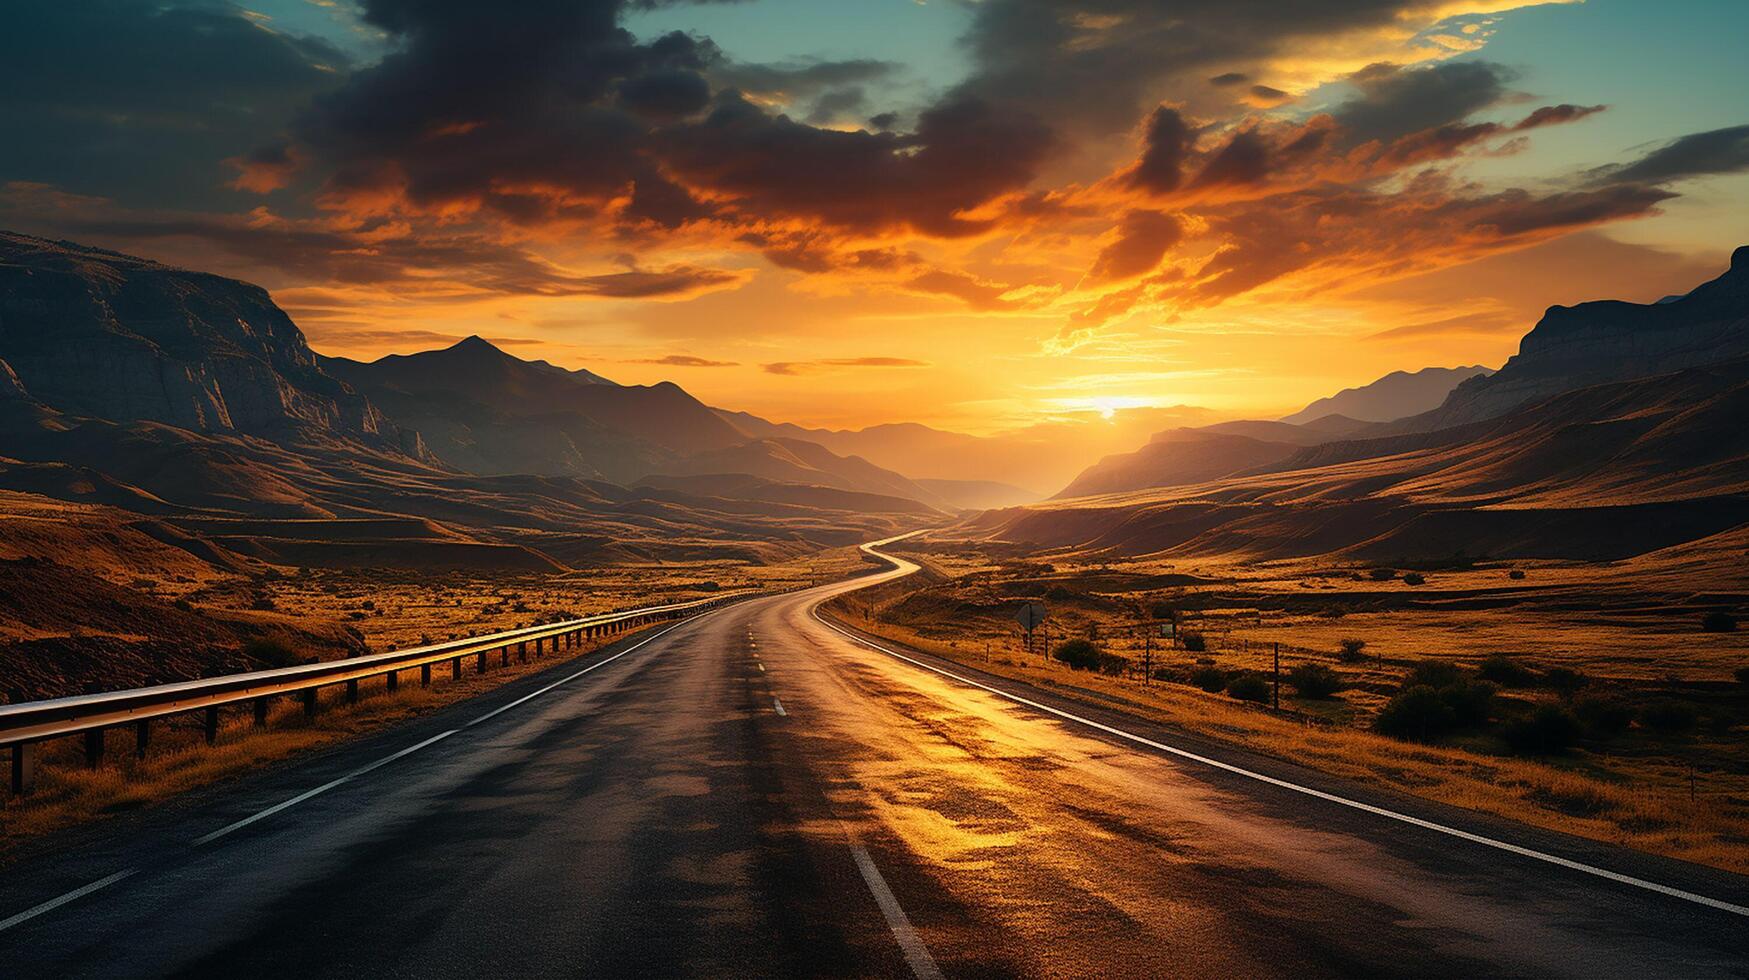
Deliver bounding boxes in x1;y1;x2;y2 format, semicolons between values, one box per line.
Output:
1512;103;1607;131
0;0;346;209
711;58;897;100
763;357;928;376
1209;72;1250;87
1333;61;1513;145
1191;130;1270;189
903;269;1027;310
617;70;713;120
1129;107;1193;194
1597;124;1749;186
1088;210;1183;281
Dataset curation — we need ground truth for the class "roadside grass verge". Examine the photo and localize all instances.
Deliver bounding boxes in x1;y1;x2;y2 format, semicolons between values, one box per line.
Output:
821;596;1749;876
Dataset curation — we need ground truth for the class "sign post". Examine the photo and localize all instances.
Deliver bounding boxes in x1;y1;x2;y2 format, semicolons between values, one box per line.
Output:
1015;603;1047;658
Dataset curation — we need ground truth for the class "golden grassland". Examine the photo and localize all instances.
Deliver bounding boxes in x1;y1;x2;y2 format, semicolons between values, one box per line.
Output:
0;545;871;856
827;542;1749;875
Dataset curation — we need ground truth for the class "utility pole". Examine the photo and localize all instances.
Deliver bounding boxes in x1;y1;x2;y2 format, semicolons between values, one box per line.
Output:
1272;643;1280;709
1143;631;1152;685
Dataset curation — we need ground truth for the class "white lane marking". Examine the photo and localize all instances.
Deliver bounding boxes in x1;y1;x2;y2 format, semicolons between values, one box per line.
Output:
2;617;708;932
0;869;138;935
772;697;787;716
812;607;1749;919
852;844;945;980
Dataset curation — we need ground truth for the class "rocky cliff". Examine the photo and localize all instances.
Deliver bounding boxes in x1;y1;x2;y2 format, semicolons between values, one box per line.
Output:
0;232;424;457
1412;246;1749;429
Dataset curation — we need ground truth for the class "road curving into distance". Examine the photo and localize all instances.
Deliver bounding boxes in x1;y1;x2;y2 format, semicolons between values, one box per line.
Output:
1;531;1746;978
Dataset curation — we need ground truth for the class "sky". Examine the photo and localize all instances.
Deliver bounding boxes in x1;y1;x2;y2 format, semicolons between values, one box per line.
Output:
2;0;1746;435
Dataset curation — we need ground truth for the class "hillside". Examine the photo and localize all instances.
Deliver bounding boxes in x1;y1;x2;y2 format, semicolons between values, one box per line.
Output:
1281;365;1492;425
1409;246;1749;429
1054;429;1302;498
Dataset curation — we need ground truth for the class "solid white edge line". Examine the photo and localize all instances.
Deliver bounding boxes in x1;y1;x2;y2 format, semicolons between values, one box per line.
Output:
3;615;710;933
812;605;1749;919
852;844;945;980
0;869;138;934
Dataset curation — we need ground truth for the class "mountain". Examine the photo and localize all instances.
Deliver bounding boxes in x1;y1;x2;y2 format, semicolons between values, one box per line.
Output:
966;356;1749;564
323;337;747;482
1054;429;1303;498
1281;365;1492;425
913;478;1041;511
643;437;947;510
1409;246;1749;429
0;231;423;457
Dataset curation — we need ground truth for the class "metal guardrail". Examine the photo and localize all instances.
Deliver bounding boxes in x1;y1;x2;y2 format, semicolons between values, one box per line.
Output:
1;590;753;795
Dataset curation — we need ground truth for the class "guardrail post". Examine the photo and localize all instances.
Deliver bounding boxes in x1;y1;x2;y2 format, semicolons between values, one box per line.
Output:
502;645;511;668
254;697;269;728
421;663;432;687
303;688;319;718
453;656;463;679
85;727;104;769
346;677;359;704
11;743;35;796
386;669;399;693
134;719;150;759
204;706;219;745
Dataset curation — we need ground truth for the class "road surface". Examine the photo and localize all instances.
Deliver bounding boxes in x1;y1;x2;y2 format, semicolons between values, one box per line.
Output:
2;539;1746;978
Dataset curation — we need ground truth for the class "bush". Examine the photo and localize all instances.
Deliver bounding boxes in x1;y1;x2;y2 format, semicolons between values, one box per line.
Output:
1180;632;1206;653
1150;601;1177;620
1640;700;1697;735
1507;569;1527;580
1401;572;1426;586
1702;611;1738;633
1097;652;1130;676
1403;661;1465;690
242;637;300;669
250;595;276;611
1337;638;1368;663
1368;568;1397;581
1574;695;1634;738
1053;639;1101;671
1375;686;1453;741
173;598;194;612
1151;667;1177;683
1441;678;1498;727
1189;666;1227;693
1542;667;1588;697
1226;673;1271;703
1477;654;1535;688
1503;704;1581;755
1287;664;1343;699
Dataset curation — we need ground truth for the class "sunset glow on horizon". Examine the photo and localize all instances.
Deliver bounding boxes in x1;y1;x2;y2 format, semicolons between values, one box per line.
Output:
4;0;1746;434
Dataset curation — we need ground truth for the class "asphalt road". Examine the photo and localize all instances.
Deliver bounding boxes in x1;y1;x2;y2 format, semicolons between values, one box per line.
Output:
2;540;1747;978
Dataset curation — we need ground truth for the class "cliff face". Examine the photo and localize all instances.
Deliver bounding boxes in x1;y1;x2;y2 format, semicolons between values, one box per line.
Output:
0;232;423;456
1416;246;1749;429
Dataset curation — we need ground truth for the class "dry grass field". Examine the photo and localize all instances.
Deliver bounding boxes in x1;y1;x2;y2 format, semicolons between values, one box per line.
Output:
824;537;1749;874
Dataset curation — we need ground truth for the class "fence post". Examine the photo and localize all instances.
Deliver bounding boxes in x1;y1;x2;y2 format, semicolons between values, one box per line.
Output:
11;743;36;796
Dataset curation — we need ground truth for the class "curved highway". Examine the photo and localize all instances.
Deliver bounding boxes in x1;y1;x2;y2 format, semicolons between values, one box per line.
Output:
2;535;1746;978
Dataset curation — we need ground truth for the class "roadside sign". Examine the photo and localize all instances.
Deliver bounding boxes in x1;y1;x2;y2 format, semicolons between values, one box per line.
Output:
1160;621;1175;639
1015;603;1047;632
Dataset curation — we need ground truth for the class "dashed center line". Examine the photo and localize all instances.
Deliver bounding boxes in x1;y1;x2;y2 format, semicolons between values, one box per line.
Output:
772;697;787;716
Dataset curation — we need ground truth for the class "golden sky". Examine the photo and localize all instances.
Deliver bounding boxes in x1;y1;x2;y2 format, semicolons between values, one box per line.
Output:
3;0;1745;435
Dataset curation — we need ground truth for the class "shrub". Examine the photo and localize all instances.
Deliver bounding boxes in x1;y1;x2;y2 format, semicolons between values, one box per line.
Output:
1287;664;1343;699
250;595;276;611
1337;638;1368;663
243;637;300;669
1401;572;1426;586
1180;632;1207;653
1574;695;1635;738
1441;678;1498;727
1053;639;1101;671
1189;666;1227;693
1375;686;1453;741
1403;661;1465;690
173;598;194;612
1640;700;1697;735
1503;704;1581;755
1151;666;1178;683
1097;652;1130;676
1150;601;1177;620
1477;654;1535;688
1226;673;1271;703
1507;569;1527;580
1702;611;1738;633
1542;667;1588;697
1368;568;1397;581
